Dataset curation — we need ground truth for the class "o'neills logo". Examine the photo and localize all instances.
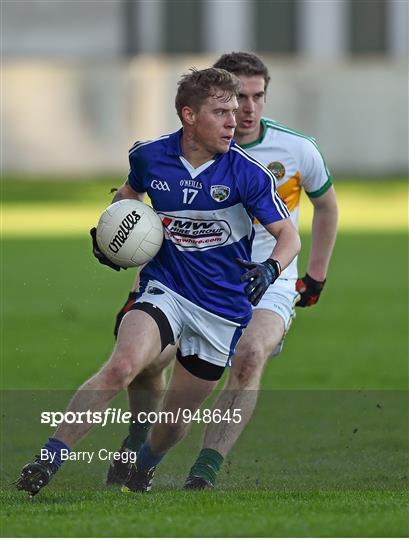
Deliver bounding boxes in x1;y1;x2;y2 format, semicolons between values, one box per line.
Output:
109;211;141;253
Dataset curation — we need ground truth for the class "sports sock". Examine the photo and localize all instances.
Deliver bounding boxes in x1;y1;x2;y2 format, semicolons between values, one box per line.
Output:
188;448;224;485
136;442;165;470
41;437;71;471
123;417;152;452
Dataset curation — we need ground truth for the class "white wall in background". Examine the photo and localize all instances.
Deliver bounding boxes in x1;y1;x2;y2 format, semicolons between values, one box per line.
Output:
3;56;408;176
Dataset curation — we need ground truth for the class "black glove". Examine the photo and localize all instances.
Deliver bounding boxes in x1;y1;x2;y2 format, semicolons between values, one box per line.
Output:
90;227;122;272
114;291;138;338
236;258;281;306
296;273;326;307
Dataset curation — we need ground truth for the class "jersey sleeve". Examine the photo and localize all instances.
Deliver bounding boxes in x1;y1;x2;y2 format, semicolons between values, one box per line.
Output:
300;138;333;198
244;168;290;225
127;145;146;193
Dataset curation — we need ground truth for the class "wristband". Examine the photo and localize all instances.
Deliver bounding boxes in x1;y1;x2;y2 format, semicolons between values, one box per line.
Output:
266;258;281;278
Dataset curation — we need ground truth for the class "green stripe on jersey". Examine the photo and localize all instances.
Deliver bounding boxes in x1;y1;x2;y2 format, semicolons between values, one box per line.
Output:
263;118;332;179
240;121;268;149
306;178;333;198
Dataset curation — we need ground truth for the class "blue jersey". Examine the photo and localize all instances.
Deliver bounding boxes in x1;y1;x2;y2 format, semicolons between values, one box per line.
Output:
128;129;289;321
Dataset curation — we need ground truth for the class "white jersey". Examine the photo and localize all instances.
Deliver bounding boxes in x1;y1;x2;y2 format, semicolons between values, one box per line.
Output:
243;118;332;279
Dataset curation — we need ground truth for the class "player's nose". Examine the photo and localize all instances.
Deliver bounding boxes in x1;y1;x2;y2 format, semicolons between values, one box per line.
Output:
225;111;236;128
243;98;255;113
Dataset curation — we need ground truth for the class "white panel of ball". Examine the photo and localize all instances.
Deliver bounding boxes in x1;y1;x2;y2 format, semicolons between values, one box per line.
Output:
96;199;164;268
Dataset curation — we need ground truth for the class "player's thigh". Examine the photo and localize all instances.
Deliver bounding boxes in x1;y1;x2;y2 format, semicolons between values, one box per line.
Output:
161;360;218;414
234;309;285;365
113;309;164;372
116;282;183;374
138;343;177;378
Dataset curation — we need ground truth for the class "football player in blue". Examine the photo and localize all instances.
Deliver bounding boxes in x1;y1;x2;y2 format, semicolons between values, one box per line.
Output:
107;54;338;491
16;67;300;496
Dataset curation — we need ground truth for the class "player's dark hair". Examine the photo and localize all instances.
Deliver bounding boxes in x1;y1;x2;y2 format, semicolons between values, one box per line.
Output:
213;52;271;90
175;67;241;122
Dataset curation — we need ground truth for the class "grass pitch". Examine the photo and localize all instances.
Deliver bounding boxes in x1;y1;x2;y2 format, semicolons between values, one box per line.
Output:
1;179;408;537
2;490;407;537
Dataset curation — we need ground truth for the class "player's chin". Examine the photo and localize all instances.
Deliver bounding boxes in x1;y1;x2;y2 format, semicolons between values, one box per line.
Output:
237;124;255;135
218;138;232;153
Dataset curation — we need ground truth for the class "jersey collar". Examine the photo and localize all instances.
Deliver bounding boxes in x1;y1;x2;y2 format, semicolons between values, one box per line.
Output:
166;128;184;156
239;118;268;149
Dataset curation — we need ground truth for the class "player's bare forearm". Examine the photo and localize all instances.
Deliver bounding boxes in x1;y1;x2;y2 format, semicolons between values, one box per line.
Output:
112;180;145;203
307;186;338;281
264;218;301;271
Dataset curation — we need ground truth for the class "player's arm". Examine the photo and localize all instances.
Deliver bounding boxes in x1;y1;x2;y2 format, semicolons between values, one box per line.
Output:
264;217;301;273
90;181;146;271
111;180;145;203
297;186;338;307
237;217;300;306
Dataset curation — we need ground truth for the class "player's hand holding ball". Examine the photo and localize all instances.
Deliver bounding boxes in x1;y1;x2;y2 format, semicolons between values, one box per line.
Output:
296;273;326;307
90;227;122;271
236;258;281;306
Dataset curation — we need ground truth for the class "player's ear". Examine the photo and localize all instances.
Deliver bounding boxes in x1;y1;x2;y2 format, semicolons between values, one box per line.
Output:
181;106;196;126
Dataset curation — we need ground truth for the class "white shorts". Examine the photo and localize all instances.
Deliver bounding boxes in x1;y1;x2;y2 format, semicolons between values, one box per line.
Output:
135;280;247;368
254;278;299;356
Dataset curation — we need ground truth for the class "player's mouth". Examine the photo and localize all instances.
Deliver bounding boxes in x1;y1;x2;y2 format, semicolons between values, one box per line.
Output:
221;135;233;143
241;118;255;129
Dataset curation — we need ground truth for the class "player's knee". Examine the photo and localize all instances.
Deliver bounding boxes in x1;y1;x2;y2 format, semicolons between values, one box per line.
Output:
231;343;267;388
102;357;135;389
236;360;264;388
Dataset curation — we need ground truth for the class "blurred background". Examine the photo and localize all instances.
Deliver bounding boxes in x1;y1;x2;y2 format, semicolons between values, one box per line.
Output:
2;0;408;176
2;5;408;534
1;1;408;393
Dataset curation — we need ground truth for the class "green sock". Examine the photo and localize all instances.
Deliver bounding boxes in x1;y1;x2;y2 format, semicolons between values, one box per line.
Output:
188;448;224;485
123;418;152;452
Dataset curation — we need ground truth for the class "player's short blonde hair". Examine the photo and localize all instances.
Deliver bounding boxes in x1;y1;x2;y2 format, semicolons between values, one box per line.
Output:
175;67;241;122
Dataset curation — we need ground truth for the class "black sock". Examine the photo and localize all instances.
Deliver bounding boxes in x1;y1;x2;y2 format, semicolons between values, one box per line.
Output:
123;417;152;452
